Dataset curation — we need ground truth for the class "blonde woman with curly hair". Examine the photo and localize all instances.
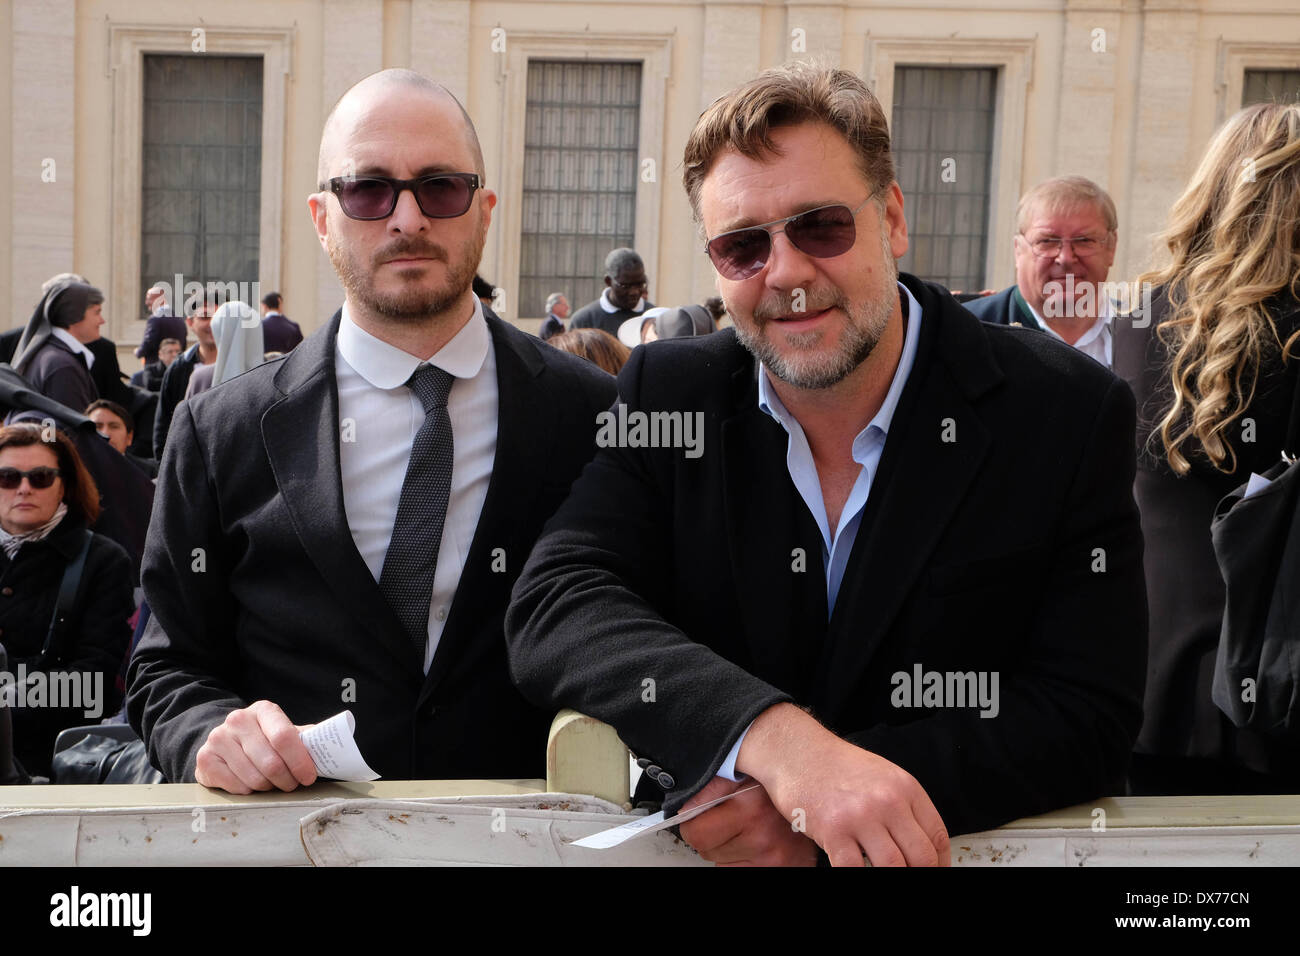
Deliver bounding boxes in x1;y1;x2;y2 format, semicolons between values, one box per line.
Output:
1115;102;1300;795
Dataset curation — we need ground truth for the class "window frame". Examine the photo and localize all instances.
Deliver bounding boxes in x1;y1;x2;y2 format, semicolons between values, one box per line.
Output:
865;36;1035;293
889;64;999;293
495;32;672;320
108;23;291;342
518;60;644;322
1218;41;1300;119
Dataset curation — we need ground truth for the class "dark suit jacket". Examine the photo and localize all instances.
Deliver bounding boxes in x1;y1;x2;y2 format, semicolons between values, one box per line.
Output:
961;285;1048;332
153;345;203;458
261;312;304;354
127;311;616;783
131;361;165;392
135;311;187;363
1113;289;1300;777
506;273;1147;836
538;314;565;341
86;338;136;411
0;328;20;365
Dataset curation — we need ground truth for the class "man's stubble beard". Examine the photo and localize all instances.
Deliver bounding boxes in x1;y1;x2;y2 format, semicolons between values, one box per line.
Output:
327;214;485;323
733;220;898;391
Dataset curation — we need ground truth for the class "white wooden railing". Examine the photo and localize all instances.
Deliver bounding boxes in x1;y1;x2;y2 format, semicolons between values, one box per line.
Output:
2;711;1298;865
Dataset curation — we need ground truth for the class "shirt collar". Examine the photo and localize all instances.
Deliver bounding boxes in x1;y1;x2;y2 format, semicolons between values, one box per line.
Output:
759;280;923;458
337;297;490;389
599;289;646;314
1024;294;1114;347
50;327;95;369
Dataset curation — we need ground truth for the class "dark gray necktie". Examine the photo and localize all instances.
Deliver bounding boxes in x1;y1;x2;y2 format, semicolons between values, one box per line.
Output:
379;363;455;659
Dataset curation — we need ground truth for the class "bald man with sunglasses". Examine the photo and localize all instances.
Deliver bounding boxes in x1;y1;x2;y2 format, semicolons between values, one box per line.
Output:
128;69;614;791
507;64;1146;866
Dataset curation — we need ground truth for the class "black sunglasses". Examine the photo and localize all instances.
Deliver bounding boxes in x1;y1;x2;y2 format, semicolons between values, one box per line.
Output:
320;173;481;221
0;467;61;490
705;195;877;281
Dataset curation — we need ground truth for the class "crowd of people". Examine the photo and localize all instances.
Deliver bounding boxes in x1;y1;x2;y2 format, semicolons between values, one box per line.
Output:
0;60;1296;867
0;278;306;784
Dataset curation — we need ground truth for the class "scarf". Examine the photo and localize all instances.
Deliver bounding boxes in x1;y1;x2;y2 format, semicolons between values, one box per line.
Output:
211;301;266;386
0;502;68;559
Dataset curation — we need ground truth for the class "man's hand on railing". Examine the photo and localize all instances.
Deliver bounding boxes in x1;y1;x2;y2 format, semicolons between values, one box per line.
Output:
677;774;819;866
736;702;951;867
195;699;318;794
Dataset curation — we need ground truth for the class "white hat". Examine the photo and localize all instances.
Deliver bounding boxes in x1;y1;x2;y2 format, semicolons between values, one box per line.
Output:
618;306;673;348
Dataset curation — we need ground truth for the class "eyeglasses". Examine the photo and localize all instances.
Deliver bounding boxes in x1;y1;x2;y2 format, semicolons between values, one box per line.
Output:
610;277;647;291
1020;234;1112;259
705;195;878;281
320;173;481;221
0;467;61;490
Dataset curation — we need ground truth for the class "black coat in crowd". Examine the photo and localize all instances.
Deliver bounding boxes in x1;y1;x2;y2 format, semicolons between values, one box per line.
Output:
86;337;135;410
19;336;97;414
260;312;304;354
0;516;134;777
507;274;1148;838
153;344;205;458
1114;289;1300;791
131;361;166;392
128;311;617;784
135;311;187;365
959;284;1050;332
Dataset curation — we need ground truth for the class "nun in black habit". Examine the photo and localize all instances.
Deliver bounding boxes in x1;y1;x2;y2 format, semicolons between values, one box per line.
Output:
10;280;104;414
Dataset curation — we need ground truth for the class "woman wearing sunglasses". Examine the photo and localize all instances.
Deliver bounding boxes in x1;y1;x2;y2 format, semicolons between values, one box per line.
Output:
0;423;134;779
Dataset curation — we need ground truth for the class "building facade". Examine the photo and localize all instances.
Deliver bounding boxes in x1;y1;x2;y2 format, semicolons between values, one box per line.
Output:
1;0;1298;348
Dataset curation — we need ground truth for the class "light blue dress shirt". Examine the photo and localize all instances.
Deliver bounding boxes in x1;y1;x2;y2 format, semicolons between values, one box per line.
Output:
715;281;923;781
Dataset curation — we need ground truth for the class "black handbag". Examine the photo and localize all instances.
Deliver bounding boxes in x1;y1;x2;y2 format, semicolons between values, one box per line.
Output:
51;731;163;785
1210;371;1300;735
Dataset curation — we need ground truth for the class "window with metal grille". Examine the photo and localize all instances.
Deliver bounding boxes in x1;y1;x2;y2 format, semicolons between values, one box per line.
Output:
1243;69;1300;106
891;66;996;293
520;60;641;318
141;54;263;313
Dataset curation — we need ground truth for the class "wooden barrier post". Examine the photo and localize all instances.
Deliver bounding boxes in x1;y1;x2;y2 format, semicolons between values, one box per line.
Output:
546;709;630;807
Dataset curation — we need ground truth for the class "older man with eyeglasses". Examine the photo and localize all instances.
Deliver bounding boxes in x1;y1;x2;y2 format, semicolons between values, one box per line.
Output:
128;69;615;793
964;176;1119;367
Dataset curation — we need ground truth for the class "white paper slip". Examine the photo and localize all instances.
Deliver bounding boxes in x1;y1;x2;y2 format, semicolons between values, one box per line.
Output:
569;783;760;849
300;710;380;782
1244;472;1273;499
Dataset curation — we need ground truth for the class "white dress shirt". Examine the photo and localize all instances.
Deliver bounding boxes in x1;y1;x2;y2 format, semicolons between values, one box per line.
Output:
51;327;95;369
336;298;498;672
715;282;923;782
1025;296;1114;367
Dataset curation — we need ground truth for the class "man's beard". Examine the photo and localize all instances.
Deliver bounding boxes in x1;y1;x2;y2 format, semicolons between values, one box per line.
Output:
327;219;484;322
733;223;897;391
